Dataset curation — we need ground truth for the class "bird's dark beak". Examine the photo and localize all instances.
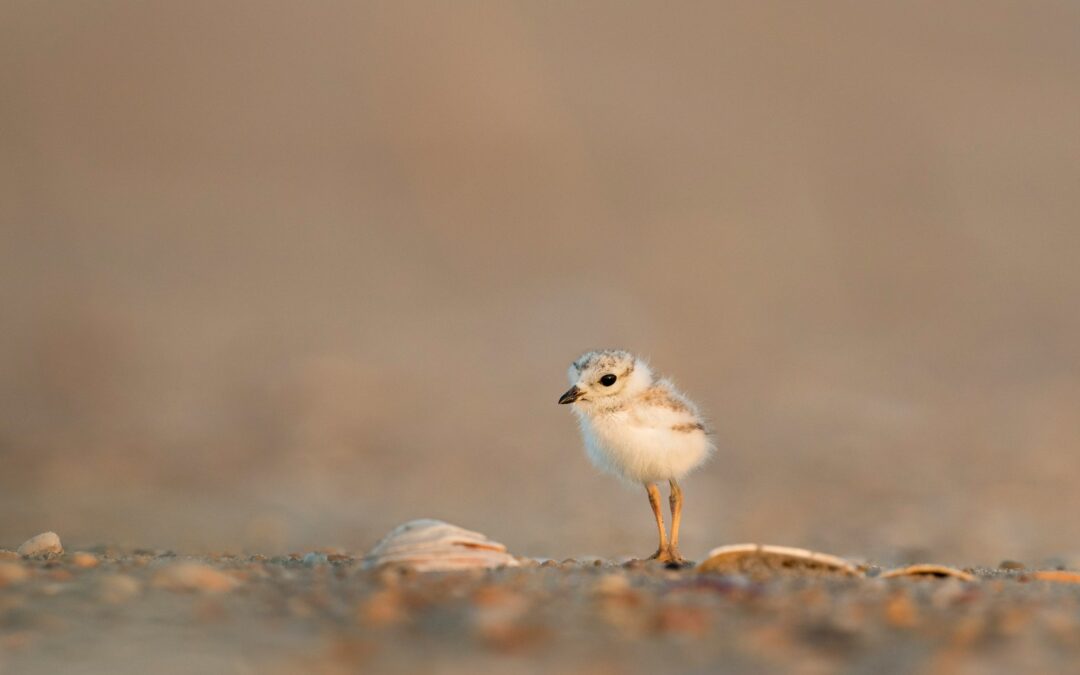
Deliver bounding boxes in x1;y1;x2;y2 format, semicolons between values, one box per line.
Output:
558;385;583;404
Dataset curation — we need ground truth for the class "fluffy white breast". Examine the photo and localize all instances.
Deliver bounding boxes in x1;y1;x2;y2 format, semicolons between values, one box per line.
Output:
573;382;713;484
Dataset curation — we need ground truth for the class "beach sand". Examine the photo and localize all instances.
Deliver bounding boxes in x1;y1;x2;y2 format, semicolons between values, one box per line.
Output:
3;548;1079;674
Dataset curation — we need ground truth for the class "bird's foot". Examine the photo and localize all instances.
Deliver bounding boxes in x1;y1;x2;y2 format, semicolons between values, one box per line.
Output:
646;547;689;568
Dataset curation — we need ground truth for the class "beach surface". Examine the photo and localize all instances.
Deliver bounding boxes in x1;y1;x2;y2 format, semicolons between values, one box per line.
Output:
3;547;1080;674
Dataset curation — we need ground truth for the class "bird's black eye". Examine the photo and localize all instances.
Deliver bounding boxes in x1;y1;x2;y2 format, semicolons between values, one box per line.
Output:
599;374;617;387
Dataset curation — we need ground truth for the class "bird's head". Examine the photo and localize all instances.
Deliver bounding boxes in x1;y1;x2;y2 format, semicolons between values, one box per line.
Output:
558;349;652;411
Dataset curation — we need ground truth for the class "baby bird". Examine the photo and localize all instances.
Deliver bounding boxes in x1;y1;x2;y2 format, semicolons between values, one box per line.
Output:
559;350;713;564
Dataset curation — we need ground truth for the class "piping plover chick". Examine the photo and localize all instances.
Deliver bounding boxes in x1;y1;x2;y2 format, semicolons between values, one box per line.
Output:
559;350;713;565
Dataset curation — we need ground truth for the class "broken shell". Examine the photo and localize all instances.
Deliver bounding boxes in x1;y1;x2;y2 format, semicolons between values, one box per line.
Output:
880;564;976;582
1027;570;1080;584
697;544;863;578
362;519;519;572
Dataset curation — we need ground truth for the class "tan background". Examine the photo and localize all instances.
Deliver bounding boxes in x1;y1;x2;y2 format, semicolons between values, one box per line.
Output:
2;1;1079;565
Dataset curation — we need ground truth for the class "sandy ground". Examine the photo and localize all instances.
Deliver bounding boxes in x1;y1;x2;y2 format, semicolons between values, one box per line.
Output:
3;547;1080;675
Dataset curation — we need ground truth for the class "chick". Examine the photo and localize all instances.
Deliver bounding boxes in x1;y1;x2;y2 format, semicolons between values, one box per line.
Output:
559;350;713;564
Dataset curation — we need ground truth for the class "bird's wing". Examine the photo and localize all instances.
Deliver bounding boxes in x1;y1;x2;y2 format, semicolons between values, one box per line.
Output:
630;381;707;433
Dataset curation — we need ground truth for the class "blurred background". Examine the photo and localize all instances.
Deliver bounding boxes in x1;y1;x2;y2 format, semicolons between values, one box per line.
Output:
2;1;1079;565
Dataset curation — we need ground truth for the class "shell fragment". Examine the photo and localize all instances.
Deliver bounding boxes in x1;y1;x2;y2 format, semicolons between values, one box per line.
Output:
698;544;863;578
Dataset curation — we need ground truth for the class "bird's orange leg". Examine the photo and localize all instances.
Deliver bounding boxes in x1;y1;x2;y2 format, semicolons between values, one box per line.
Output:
667;478;686;564
645;482;671;561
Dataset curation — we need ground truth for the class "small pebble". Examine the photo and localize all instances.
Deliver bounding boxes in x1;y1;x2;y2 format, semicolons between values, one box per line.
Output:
98;574;142;603
2;630;38;651
47;569;74;582
37;582;68;596
17;532;63;558
152;562;239;593
194;598;228;623
655;605;710;637
595;573;631;595
303;552;329;566
71;552;100;569
884;591;919;628
0;561;30;587
359;588;407;626
999;560;1025;570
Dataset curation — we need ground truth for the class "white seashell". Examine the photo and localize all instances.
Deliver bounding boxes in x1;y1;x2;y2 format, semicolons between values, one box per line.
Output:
362;519;519;572
698;543;863;577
